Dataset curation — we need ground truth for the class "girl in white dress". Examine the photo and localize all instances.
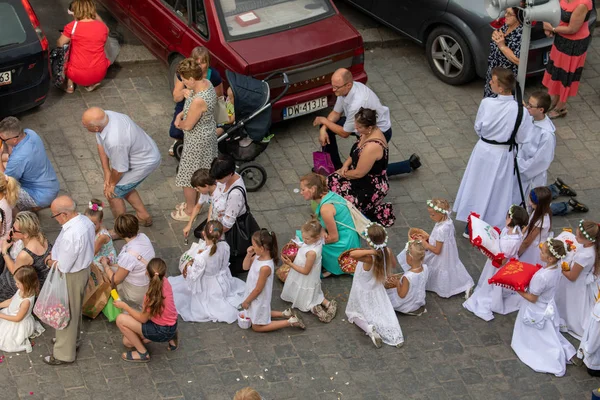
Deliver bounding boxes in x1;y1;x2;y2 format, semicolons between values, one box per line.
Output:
519;187;552;266
280;217;337;322
577;293;600;377
413;199;474;298
0;266;44;353
511;238;576;377
556;220;600;339
85;199;117;267
169;221;246;323
463;205;528;321
346;223;404;348
387;240;429;316
242;229;305;332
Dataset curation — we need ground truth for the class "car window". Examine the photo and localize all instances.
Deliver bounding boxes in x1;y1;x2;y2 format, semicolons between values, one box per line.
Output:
162;0;189;22
193;0;208;37
216;0;333;40
0;3;27;48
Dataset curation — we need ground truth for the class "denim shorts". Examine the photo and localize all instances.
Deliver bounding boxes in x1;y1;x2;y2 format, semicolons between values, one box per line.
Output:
141;320;177;343
114;179;145;199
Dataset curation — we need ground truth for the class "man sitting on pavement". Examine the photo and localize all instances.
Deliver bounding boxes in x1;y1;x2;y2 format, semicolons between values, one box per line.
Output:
0;117;60;211
82;107;161;228
313;68;421;176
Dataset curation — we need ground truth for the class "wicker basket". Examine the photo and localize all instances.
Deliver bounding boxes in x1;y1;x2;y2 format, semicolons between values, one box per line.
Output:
338;249;359;274
275;265;291;282
281;241;299;262
384;273;403;289
408;228;429;241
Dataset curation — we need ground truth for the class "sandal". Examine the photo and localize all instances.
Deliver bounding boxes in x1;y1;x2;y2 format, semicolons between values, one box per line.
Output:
64;84;75;94
170;207;191;222
168;140;178;157
167;332;179;351
85;83;101;92
548;108;568;119
288;315;306;330
122;350;150;363
137;216;153;227
42;355;73;366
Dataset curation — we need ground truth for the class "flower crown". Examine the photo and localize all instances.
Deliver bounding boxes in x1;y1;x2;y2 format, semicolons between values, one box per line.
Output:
579;220;596;243
88;202;103;212
508;204;518;220
427;200;449;215
404;239;421;255
364;222;388;250
546;238;566;259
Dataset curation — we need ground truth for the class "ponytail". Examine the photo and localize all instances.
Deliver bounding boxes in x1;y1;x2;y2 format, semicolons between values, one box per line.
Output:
145;258;167;317
204;220;223;256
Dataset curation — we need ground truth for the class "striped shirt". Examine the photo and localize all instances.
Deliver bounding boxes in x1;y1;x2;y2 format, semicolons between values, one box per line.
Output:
52;214;95;273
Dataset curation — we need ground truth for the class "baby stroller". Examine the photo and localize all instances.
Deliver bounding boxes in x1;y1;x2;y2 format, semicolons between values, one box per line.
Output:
173;70;289;192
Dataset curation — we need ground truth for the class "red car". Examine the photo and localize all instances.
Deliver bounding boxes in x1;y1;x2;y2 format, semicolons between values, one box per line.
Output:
96;0;367;122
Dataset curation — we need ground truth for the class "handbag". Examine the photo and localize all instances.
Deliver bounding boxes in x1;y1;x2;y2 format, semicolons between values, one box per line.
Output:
224;186;260;275
313;151;335;176
50;21;77;89
214;96;230;125
82;263;111;319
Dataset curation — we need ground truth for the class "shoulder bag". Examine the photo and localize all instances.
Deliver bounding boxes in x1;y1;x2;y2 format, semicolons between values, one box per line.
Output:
225;186;260;275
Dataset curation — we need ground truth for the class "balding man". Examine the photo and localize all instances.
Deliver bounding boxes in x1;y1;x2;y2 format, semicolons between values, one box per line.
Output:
82;108;160;227
43;196;95;365
313;68;420;175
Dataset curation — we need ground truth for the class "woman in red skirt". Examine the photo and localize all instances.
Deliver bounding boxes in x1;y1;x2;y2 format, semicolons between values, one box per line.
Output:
542;0;593;119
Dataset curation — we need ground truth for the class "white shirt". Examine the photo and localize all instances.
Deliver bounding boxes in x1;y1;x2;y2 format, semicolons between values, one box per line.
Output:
333;81;391;133
196;193;211;206
474;95;535;143
518;116;556;182
117;233;154;287
52;214;95;273
211;178;246;229
96;111;161;186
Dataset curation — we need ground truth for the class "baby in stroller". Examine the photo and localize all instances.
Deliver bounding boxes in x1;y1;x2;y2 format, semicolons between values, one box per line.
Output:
216;87;253;148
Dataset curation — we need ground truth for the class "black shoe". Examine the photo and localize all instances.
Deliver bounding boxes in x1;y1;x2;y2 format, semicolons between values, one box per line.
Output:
555;178;577;197
409;153;421;171
569;198;589;213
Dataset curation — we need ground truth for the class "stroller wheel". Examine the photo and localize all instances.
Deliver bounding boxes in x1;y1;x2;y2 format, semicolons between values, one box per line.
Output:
173;140;184;161
239;162;267;192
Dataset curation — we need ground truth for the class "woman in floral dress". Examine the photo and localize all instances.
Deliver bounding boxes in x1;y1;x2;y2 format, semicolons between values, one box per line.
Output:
327;108;395;227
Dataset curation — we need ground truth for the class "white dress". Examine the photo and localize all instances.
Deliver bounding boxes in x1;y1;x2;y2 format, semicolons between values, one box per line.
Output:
520;213;551;267
280;242;325;312
578;300;600;370
555;244;597;339
0;291;45;353
463;227;523;321
345;260;404;346
386;265;429;314
453;95;535;227
244;256;275;325
423;218;474;298
169;242;245;323
511;265;576;377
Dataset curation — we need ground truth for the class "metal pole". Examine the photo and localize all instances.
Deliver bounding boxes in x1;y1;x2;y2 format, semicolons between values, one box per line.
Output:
517;3;532;99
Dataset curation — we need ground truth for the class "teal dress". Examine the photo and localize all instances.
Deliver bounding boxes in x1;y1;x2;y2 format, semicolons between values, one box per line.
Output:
316;191;361;275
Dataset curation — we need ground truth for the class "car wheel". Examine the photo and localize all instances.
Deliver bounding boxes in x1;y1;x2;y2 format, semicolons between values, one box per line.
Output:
168;54;185;93
425;26;475;85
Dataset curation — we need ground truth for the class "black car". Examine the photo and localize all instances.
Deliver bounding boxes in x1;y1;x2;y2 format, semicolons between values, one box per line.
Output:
0;0;50;118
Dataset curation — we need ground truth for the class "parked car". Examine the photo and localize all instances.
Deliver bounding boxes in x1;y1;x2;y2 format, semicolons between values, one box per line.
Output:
96;0;367;122
343;0;596;85
0;0;51;118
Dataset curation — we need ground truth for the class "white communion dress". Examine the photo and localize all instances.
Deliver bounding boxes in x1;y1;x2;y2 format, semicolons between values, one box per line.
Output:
519;213;551;267
0;290;45;353
578;300;600;371
280;241;325;312
386;265;428;314
244;256;275;325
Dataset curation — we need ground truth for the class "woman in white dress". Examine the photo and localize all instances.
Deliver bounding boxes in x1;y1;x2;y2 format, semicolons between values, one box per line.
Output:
242;229;305;332
169;221;245;323
0;266;44;353
519;187;552;267
453;67;534;229
511;238;576;377
345;223;404;348
387;240;429;316
577;296;600;377
463;205;528;321
556;220;599;339
280;217;337;322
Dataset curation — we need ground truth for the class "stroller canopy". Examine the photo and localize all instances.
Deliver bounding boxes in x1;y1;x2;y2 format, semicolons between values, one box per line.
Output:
226;70;271;142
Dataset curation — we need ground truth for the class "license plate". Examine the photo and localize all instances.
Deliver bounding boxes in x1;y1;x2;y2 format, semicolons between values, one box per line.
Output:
543;51;550;65
0;70;11;86
283;97;328;120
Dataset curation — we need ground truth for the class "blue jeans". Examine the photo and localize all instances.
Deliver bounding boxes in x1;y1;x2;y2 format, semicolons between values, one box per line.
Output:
548;183;569;216
323;117;411;176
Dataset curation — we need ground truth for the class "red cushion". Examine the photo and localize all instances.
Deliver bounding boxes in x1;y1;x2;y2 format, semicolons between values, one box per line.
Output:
488;259;542;292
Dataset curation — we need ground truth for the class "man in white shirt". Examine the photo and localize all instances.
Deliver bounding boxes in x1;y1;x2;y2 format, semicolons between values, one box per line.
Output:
43;196;95;365
82;107;161;227
312;68;420;175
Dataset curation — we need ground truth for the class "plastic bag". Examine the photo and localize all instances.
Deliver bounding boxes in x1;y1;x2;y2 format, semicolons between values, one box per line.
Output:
105;35;120;65
102;297;122;322
33;267;70;330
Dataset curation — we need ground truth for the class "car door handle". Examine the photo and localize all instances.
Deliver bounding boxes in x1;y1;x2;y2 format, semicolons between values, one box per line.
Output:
170;25;182;38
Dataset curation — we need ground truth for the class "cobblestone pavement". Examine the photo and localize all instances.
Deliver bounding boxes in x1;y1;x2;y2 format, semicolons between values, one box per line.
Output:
2;31;600;400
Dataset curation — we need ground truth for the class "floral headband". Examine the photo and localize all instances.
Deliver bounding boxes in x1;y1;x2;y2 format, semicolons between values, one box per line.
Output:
426;200;449;215
579;220;597;243
508;204;518;220
88;202;103;211
546;238;566;259
364;222;388;250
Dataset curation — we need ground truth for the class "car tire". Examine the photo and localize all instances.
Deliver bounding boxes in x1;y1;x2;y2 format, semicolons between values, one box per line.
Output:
425;26;476;85
168;54;185;93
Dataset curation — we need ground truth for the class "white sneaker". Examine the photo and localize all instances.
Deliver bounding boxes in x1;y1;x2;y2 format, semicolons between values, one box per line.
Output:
462;232;470;239
282;308;293;318
368;325;382;349
464;286;474;300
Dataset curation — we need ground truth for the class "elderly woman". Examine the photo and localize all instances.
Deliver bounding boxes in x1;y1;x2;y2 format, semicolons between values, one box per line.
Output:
454;67;534;229
169;46;224;154
57;0;109;93
484;7;522;98
542;0;593;118
171;58;218;222
299;173;361;277
100;214;154;308
327;108;395;227
0;211;52;302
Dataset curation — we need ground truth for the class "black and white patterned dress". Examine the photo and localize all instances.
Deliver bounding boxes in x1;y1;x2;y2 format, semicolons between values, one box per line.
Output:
483;24;523;98
175;83;218;188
